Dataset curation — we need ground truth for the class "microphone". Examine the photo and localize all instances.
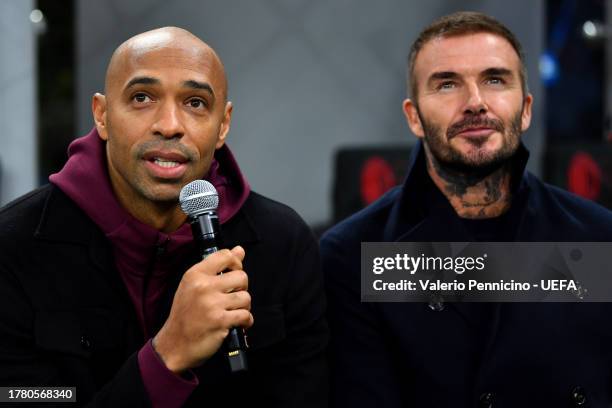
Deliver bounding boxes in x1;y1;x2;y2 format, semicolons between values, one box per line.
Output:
179;180;249;373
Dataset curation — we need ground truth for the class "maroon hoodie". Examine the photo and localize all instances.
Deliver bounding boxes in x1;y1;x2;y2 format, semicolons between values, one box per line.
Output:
49;128;250;407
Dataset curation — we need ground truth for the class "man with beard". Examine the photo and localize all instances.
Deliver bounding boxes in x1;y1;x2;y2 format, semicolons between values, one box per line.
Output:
0;27;328;407
321;12;612;408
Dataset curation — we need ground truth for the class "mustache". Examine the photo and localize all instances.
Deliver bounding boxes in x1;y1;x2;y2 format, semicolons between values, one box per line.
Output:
447;116;504;139
135;140;198;161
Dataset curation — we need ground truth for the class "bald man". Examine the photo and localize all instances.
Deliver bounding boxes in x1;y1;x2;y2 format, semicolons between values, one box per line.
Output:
0;27;328;407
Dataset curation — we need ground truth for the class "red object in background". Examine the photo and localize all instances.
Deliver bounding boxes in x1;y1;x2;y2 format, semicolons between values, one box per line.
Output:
567;151;602;201
360;156;397;205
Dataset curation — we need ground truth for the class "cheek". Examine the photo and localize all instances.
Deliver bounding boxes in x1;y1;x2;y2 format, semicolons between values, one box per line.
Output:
422;110;454;136
197;141;217;164
189;122;223;155
106;130;139;166
107;106;150;138
419;97;458;126
107;141;130;171
489;93;524;119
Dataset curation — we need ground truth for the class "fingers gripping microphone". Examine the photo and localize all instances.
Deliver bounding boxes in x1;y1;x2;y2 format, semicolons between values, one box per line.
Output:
179;180;249;373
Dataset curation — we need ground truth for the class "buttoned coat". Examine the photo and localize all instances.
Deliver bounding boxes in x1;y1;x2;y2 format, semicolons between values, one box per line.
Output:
321;142;612;408
0;184;328;407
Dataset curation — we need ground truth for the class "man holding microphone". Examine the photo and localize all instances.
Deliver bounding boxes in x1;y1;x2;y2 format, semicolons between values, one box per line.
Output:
0;27;327;407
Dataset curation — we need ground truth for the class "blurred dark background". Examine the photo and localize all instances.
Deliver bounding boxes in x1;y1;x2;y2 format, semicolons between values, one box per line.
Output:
2;0;611;231
37;0;75;179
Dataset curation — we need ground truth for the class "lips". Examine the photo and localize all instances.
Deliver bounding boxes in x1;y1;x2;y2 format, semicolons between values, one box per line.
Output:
454;127;496;138
153;158;181;168
142;150;189;179
447;116;504;140
143;150;188;163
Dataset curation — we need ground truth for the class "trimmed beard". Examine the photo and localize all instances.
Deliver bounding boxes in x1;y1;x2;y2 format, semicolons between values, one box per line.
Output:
418;107;524;178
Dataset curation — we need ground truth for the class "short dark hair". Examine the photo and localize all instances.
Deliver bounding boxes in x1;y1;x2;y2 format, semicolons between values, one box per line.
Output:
407;11;528;98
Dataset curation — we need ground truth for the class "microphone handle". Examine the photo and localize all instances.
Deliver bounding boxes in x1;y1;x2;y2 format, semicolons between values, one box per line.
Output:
190;214;249;373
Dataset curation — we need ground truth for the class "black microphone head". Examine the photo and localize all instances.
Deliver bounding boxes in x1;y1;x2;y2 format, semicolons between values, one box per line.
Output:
179;180;219;217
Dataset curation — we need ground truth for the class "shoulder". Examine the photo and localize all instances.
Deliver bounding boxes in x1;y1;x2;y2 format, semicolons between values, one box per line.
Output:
527;173;612;236
0;184;54;241
0;184;92;258
227;191;316;260
0;185;59;278
0;184;52;218
319;186;402;279
321;186;402;250
241;191;313;239
243;191;307;223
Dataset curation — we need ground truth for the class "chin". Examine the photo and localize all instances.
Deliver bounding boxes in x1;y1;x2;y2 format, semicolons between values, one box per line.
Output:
455;139;503;160
453;135;500;150
451;147;514;175
140;185;182;203
464;148;498;163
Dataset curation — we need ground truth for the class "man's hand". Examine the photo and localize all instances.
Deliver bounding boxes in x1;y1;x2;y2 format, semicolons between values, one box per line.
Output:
152;246;253;374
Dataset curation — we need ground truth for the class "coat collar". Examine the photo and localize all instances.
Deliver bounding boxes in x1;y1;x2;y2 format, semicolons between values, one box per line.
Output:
34;185;260;247
34;185;95;245
379;141;538;346
219;197;260;248
383;140;536;242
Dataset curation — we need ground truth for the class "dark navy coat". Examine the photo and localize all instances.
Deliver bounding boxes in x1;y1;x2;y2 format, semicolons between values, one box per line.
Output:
321;142;612;407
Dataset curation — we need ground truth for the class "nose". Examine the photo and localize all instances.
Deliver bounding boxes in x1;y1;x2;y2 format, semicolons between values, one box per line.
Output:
151;101;185;139
463;83;487;115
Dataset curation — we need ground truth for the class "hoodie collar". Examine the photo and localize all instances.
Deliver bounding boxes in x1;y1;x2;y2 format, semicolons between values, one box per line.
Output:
48;128;251;247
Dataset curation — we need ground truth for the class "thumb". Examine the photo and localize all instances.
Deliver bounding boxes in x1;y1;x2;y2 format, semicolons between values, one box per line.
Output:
230;245;245;262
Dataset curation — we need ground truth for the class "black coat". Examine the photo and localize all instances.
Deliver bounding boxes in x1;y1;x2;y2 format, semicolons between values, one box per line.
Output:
0;184;328;407
321;142;612;408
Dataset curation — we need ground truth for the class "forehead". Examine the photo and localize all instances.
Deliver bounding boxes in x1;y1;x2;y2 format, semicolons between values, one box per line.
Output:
110;37;221;91
414;32;521;80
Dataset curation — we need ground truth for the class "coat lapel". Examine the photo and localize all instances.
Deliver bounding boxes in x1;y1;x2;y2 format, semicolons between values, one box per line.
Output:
381;141;534;353
35;186;141;344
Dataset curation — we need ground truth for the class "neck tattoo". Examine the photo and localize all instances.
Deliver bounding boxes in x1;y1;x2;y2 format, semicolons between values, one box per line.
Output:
426;153;513;219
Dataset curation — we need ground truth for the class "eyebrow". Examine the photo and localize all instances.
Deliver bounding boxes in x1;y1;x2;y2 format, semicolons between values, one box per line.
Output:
426;71;460;89
125;76;160;89
428;71;459;82
481;67;513;77
182;80;215;99
124;77;216;100
427;67;515;86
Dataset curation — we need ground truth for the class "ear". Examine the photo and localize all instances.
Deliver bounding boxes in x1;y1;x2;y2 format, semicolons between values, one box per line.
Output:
402;98;424;139
520;93;533;132
215;101;233;149
92;93;108;141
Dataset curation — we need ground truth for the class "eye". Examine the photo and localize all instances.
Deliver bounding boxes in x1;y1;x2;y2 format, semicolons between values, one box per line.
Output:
133;93;152;103
187;98;207;109
486;77;505;85
437;81;456;91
